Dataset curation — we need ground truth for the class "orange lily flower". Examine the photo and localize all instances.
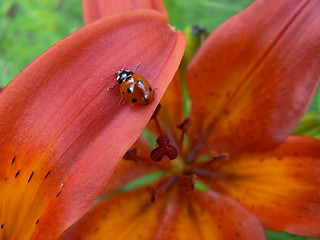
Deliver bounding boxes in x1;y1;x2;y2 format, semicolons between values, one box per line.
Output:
61;0;320;239
0;2;185;239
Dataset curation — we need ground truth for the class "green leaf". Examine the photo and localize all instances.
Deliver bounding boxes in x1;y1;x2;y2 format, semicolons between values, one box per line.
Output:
292;112;320;138
266;230;319;240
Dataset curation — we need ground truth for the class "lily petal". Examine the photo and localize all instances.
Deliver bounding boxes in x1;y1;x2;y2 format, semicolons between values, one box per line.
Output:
147;72;184;146
201;136;320;237
83;0;167;25
0;10;185;239
187;0;320;154
62;188;265;239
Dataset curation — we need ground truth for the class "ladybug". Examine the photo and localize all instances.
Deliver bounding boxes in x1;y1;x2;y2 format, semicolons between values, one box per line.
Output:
108;64;155;105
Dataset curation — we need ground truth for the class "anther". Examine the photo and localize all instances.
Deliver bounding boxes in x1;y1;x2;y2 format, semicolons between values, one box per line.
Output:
192;24;207;36
177;117;192;133
123;148;138;162
179;174;197;195
151;135;178;162
177;117;192;153
150;104;161;120
187;153;229;171
145;187;164;203
208;153;230;168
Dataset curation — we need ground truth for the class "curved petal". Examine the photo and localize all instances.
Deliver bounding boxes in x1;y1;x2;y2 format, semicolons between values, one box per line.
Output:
61;188;265;239
0;10;185;239
201;136;320;237
83;0;167;25
187;0;320;154
61;188;173;239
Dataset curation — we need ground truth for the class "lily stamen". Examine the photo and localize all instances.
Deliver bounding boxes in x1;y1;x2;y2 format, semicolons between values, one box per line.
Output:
177;117;192;155
146;175;178;203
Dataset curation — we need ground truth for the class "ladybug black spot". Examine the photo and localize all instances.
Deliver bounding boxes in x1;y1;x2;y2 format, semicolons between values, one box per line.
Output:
132;98;137;103
127;88;132;93
137;79;143;83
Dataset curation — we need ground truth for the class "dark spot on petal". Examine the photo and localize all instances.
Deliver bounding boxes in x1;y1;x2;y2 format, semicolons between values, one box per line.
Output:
56;191;62;197
132;98;137;103
15;170;20;178
36;219;39;224
11;156;16;165
223;109;230;115
44;170;51;179
1;224;3;229
28;171;34;183
149;87;152;91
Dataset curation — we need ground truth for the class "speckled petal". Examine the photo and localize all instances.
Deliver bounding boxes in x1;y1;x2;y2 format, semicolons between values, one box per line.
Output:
187;0;320;155
201;136;320;237
0;10;185;240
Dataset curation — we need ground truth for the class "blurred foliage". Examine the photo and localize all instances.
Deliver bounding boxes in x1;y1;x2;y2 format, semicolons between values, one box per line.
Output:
293;90;320;138
164;0;254;31
0;1;319;239
0;0;82;86
292;112;320;138
266;230;319;240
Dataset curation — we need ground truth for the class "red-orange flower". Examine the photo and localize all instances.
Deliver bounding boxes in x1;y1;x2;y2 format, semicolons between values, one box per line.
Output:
61;0;320;239
0;3;185;239
1;0;320;240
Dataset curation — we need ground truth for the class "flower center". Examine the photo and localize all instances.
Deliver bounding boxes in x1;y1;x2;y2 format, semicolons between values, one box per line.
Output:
123;104;230;202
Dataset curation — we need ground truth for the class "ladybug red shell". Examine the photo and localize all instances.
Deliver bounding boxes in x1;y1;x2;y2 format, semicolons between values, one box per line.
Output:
108;65;155;105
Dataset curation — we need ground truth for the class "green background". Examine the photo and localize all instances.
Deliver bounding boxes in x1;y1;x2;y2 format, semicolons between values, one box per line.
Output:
0;0;319;239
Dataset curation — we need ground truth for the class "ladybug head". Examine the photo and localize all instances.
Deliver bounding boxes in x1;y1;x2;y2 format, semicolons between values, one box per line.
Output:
115;69;133;83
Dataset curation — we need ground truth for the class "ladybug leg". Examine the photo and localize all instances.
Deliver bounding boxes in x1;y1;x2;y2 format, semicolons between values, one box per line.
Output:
119;99;127;105
118;95;127;105
108;82;119;90
133;63;142;73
